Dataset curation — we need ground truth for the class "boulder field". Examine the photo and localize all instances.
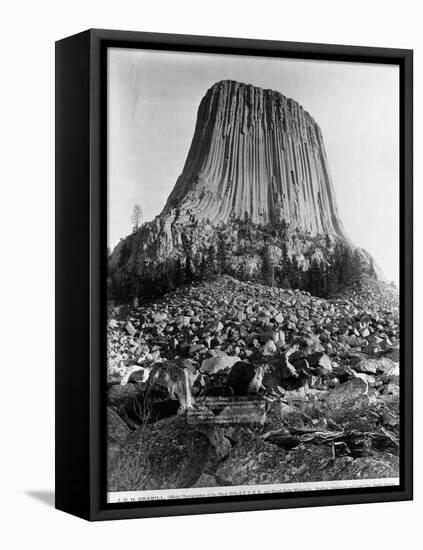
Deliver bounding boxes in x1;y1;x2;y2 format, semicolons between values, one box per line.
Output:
107;275;399;492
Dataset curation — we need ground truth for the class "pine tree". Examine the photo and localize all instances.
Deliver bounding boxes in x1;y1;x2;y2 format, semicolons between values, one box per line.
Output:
131;204;143;233
174;258;184;287
307;259;326;297
369;256;377;278
326;259;338;297
185;254;195;283
262;246;275;287
207;246;217;277
217;237;228;275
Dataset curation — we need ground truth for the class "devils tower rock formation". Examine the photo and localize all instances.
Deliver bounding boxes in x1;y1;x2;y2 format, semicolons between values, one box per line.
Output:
109;80;376;300
163;80;348;237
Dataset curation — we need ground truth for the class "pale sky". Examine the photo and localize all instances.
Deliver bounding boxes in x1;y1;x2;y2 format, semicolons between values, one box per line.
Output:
108;48;399;284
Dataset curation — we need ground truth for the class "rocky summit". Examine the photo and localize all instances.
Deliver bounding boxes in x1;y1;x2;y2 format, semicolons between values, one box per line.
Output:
107;275;399;492
108;80;380;301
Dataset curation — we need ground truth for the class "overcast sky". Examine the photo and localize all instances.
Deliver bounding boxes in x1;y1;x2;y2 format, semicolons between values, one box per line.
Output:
108;48;399;284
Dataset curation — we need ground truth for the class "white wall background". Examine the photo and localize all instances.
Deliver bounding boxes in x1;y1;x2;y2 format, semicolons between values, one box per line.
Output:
0;0;420;547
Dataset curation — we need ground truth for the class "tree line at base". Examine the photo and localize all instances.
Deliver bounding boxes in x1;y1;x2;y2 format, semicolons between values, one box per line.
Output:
108;231;377;304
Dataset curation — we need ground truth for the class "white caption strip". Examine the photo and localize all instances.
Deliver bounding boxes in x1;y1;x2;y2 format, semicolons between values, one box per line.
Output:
108;477;400;503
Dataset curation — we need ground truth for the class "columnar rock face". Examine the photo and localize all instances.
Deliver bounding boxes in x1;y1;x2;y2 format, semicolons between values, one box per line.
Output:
163;80;348;239
109;80;375;299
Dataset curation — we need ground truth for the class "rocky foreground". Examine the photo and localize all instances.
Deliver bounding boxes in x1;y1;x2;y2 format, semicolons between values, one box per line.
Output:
107;275;400;493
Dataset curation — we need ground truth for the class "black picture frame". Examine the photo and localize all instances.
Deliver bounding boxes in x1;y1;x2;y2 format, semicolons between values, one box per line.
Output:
55;28;413;521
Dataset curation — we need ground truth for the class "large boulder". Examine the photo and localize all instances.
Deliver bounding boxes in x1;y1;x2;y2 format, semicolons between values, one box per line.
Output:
226;362;264;395
125;321;137;336
313;377;374;423
200;355;239;375
353;356;397;375
107;383;158;425
381;363;400;385
216;432;398;487
148;359;200;413
121;365;150;386
261;339;277;355
307;352;333;376
276;346;312;389
293;334;325;355
193;473;219;487
107;383;142;411
107;407;133;478
216;431;290;486
318;454;399;481
107;407;131;445
107;415;226;492
324;378;369;410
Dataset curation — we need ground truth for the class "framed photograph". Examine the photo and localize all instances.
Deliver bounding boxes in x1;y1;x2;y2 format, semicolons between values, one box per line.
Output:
55;29;413;521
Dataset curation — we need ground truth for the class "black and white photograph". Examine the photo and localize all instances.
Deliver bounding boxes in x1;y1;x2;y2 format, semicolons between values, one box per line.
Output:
1;0;420;542
106;47;401;503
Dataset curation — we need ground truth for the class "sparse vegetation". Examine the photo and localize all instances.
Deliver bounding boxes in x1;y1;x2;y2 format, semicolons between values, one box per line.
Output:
108;397;154;492
109;218;377;303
